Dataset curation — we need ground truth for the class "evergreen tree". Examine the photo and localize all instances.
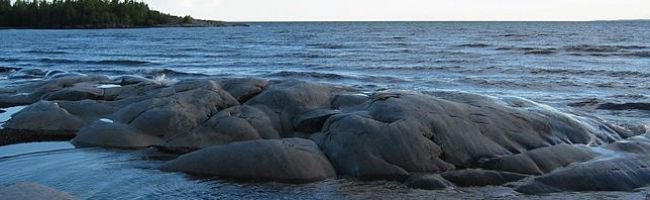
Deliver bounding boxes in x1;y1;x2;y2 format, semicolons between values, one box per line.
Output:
0;0;176;28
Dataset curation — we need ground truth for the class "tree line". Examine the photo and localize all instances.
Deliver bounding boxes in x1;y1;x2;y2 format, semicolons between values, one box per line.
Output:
0;0;180;28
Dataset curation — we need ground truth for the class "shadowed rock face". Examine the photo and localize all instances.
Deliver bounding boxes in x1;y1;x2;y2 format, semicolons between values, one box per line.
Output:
162;138;337;183
1;74;648;193
404;173;455;190
516;156;650;194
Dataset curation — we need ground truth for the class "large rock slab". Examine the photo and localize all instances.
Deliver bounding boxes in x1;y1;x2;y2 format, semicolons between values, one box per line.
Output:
0;182;76;200
71;120;164;149
440;169;528;187
404;173;455;190
312;112;455;180
162;138;336;183
245;80;354;136
516;156;650;194
217;78;269;102
3;101;85;133
480;144;599;175
162;105;280;152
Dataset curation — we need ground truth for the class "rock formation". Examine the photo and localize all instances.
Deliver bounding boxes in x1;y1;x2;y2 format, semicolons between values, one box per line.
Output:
1;73;649;193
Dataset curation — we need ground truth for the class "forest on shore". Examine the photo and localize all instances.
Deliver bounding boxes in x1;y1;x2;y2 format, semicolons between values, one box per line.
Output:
0;0;195;28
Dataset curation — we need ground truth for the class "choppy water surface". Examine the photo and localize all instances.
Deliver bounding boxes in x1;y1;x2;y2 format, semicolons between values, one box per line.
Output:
0;22;649;199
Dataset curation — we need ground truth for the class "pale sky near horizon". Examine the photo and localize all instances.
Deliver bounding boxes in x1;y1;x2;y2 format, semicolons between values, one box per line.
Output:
145;0;649;22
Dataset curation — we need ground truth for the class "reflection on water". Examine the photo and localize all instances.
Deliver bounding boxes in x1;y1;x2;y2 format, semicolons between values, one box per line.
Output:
0;142;647;199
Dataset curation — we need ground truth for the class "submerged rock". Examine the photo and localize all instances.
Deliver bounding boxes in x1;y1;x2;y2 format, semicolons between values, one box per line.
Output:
0;182;76;200
440;169;528;187
162;138;336;183
404;173;455;190
516;156;650;194
480;144;599;175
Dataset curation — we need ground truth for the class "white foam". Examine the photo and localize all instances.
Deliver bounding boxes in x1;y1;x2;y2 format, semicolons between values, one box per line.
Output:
97;84;121;89
0;105;27;128
99;118;114;123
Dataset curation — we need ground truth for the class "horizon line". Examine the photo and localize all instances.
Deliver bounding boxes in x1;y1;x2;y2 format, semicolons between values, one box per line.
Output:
221;19;650;23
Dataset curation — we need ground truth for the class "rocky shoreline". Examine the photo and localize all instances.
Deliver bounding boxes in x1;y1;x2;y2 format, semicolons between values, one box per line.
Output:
0;72;649;195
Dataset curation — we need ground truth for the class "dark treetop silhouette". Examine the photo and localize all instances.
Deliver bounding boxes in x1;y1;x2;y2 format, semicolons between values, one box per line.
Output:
0;0;245;28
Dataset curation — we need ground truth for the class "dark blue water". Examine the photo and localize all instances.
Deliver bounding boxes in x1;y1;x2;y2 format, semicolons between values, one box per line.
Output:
1;22;649;199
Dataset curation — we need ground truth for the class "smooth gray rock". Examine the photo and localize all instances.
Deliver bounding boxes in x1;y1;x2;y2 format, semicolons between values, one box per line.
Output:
0;182;76;200
162;138;336;183
440;169;528;187
42;82;106;101
294;109;340;133
4;101;84;132
245;80;353;136
71;120;164;149
312;112;455;180
218;78;268;102
516;156;650;194
480;144;599;175
163;105;280;151
110;80;239;138
404;173;455;190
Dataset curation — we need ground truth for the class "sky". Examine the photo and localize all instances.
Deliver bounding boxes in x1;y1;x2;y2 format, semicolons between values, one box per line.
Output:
145;0;650;22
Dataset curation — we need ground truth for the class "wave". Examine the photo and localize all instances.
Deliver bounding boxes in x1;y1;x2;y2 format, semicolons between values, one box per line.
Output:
23;50;68;55
136;68;209;78
306;43;347;49
622;51;650;58
94;59;152;65
267;71;348;80
597;102;650;111
497;46;558;54
456;43;490;48
528;68;650;78
563;44;647;53
276;52;335;59
39;58;153;66
0;66;21;73
0;58;19;62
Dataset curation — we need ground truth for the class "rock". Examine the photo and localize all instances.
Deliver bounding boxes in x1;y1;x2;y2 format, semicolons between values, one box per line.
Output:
21;75;110;97
440;169;528;187
312;113;455;180
606;136;650;155
218;78;268;102
162;105;280;152
331;93;369;109
42;82;106;101
8;68;45;79
0;93;36;108
162;138;336;183
0;182;76;200
71;120;163;149
56;100;119;123
404;173;455;190
110;80;239;138
4;101;85;133
480;144;599;175
294;109;340;133
115;75;160;86
245;80;354;136
516;156;650;194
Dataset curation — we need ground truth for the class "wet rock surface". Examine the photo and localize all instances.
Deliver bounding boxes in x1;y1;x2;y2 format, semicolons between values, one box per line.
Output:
0;182;76;200
162;138;336;183
0;74;649;193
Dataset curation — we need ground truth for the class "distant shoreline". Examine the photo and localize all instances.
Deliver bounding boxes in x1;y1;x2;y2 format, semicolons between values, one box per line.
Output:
0;21;249;30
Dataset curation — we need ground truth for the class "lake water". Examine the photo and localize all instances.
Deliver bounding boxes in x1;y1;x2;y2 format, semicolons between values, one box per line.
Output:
0;22;649;199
